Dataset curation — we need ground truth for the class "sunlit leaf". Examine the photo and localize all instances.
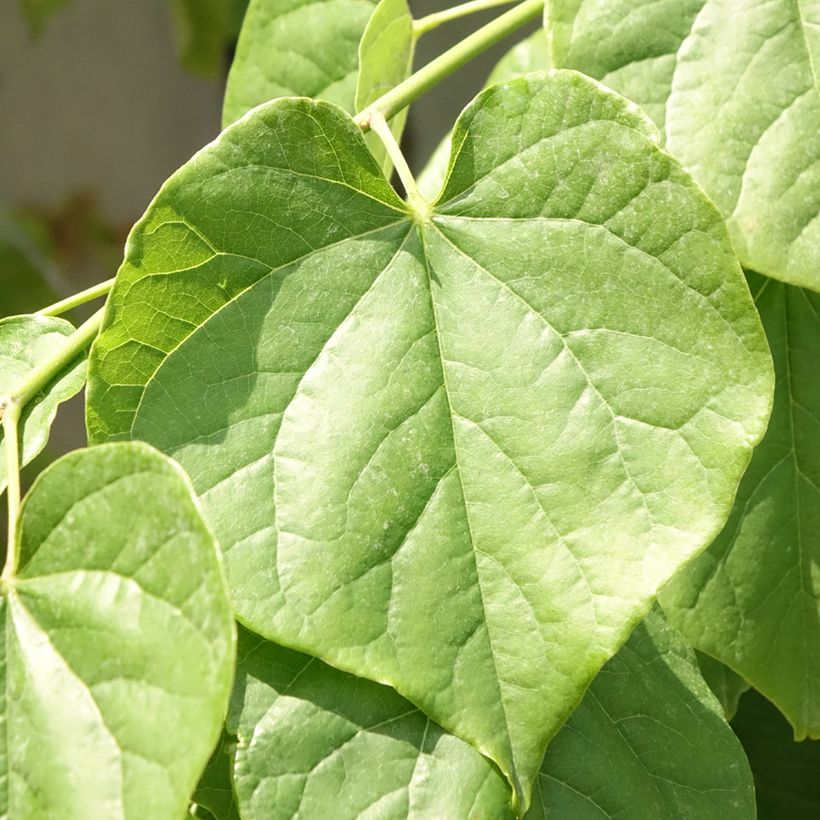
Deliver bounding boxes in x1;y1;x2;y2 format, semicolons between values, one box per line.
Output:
0;443;235;817
0;315;86;493
662;272;820;738
546;0;820;290
86;71;772;807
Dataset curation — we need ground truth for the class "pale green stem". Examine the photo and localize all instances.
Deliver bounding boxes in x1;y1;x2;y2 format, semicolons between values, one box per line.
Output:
355;0;544;129
0;307;105;579
368;111;430;219
38;277;115;317
1;401;22;581
414;0;519;37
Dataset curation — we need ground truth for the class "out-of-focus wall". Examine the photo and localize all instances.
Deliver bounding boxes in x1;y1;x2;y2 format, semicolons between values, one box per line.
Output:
0;0;223;224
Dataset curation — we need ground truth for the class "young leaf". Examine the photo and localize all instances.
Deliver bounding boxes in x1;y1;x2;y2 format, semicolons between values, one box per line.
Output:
223;0;379;126
0;442;235;818
545;0;820;291
662;273;820;739
0;315;86;493
531;611;755;818
732;689;820;819
697;652;750;721
356;0;415;174
229;627;516;819
86;72;772;807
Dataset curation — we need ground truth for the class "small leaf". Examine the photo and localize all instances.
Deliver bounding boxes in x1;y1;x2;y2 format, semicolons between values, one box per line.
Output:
223;0;379;126
732;689;820;819
0;443;235;817
86;72;772;807
356;0;415;174
696;652;750;721
0;315;86;493
662;272;820;738
229;627;515;819
532;611;755;818
545;0;820;291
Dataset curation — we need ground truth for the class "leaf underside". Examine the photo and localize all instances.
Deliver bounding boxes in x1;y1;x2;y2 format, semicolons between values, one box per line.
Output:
546;0;820;291
0;315;86;493
86;71;772;806
0;443;235;818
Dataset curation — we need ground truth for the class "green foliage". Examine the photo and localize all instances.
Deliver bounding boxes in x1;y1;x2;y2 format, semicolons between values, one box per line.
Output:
0;316;85;492
545;0;820;291
0;443;235;817
86;69;771;808
223;0;379;125
0;219;58;318
663;273;820;739
5;0;817;815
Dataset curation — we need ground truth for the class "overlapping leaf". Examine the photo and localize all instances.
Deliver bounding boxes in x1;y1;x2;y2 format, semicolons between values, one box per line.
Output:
0;315;86;492
697;652;750;721
86;71;772;807
0;443;235;817
662;273;820;738
546;0;820;291
193;611;754;819
224;0;412;171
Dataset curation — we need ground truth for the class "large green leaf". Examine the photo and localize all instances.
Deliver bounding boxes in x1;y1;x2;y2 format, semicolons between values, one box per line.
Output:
86;71;772;807
0;315;86;493
546;0;820;291
530;611;755;818
0;442;235;817
195;611;754;819
223;0;378;126
732;689;820;819
662;273;820;738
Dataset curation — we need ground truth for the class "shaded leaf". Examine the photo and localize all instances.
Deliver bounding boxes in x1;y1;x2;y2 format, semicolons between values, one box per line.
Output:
662;272;820;738
0;315;86;493
0;218;59;318
193;731;241;820
531;611;755;819
546;0;820;290
0;443;235;817
86;72;772;807
697;652;750;721
732;688;820;819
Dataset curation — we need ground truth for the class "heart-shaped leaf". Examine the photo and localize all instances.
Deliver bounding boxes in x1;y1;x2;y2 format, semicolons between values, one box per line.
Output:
662;273;820;738
1;442;235;818
0;315;86;493
197;611;754;819
86;71;772;806
545;0;820;291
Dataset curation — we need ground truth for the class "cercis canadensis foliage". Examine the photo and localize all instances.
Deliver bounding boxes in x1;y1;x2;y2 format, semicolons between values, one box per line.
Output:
2;0;818;817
